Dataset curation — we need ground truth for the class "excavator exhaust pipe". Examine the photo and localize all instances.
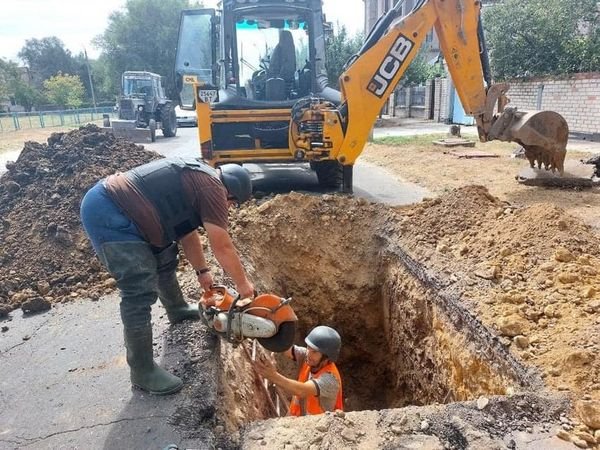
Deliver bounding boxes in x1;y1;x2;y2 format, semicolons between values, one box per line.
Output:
487;108;569;174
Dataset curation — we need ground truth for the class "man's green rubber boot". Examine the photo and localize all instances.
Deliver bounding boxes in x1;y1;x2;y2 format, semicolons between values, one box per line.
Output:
124;326;183;395
155;243;200;324
158;270;200;324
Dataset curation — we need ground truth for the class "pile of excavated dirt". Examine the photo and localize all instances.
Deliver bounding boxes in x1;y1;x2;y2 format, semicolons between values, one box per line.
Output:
392;186;600;403
0;124;160;316
222;187;599;446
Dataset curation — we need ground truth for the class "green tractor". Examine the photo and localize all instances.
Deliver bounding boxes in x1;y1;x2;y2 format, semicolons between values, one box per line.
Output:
103;71;177;143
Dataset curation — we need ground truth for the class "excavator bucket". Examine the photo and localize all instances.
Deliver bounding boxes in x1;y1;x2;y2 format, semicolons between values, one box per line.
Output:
487;108;569;174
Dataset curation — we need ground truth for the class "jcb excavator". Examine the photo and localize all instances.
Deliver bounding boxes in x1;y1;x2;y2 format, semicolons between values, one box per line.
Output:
175;0;568;192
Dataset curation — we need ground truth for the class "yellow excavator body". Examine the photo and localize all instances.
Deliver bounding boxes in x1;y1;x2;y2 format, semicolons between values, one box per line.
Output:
176;0;569;190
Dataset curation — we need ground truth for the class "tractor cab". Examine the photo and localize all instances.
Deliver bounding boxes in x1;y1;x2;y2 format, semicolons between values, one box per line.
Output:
118;71;166;124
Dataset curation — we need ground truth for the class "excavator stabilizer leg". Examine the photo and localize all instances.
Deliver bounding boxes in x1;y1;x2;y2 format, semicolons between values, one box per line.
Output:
488;108;569;175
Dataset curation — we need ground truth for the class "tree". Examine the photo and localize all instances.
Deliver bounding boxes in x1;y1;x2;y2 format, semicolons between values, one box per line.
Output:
18;37;76;86
94;0;201;98
13;81;45;112
43;73;85;108
0;58;19;102
483;0;600;79
0;59;44;111
325;25;364;88
401;48;445;87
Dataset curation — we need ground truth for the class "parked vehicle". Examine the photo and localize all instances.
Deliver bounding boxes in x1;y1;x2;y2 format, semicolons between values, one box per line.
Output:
175;105;197;127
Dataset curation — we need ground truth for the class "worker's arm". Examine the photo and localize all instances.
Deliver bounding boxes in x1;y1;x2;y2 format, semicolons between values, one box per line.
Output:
204;221;254;298
179;231;214;291
254;360;317;398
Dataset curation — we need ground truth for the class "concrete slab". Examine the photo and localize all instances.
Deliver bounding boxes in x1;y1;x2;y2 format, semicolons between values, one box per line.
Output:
433;138;477;148
0;296;217;450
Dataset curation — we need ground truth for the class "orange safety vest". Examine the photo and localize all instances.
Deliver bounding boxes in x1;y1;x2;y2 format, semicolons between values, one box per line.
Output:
289;361;343;416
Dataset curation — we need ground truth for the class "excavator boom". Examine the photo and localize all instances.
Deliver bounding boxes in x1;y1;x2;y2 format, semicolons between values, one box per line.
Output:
175;0;569;192
334;0;568;177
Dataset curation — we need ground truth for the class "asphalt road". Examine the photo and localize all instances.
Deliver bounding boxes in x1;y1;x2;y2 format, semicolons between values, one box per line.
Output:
147;126;430;206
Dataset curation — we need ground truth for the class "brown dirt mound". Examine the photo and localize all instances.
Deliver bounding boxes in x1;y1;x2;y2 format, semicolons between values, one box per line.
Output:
0;124;160;315
228;187;599;432
394;187;600;404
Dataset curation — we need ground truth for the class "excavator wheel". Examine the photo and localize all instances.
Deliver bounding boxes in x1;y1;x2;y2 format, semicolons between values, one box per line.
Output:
258;320;297;352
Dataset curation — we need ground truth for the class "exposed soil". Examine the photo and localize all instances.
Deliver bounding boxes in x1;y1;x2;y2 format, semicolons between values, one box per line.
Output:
361;139;600;229
223;188;599;448
1;127;599;449
0;124;160;315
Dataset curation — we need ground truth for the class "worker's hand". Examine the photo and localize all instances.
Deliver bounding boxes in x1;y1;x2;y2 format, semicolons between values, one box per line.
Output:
236;280;255;300
254;359;278;381
197;271;214;292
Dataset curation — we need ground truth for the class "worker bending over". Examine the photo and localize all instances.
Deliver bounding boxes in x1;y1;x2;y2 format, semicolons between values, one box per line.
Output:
80;157;254;395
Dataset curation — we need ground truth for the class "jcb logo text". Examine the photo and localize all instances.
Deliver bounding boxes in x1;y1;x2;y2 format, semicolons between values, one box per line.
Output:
367;35;414;98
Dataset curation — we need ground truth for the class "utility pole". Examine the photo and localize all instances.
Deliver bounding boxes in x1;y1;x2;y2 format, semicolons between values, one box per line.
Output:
83;48;97;109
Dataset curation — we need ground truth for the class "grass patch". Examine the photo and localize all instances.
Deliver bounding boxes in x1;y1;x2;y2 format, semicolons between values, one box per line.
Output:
373;134;447;146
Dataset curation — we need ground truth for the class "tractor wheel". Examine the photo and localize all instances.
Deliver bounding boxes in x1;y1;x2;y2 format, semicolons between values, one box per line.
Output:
149;119;157;142
162;107;178;137
313;160;343;189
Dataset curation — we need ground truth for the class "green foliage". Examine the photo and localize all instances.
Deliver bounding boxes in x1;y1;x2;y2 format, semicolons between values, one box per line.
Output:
13;82;45;112
0;58;19;101
18;37;75;85
325;25;364;88
483;0;600;78
94;0;201;98
373;134;447;146
402;47;445;87
43;73;85;108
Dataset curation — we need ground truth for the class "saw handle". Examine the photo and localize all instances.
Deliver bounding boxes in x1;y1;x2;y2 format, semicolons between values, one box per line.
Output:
200;284;257;309
200;285;233;309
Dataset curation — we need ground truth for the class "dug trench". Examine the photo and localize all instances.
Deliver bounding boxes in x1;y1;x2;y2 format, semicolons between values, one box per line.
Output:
1;127;598;448
204;192;598;449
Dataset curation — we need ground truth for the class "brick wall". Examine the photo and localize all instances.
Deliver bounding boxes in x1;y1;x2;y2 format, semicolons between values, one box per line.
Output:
505;73;600;137
432;78;450;123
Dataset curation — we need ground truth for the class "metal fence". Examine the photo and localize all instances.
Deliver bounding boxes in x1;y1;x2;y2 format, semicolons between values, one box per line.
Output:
411;86;426;107
0;107;116;133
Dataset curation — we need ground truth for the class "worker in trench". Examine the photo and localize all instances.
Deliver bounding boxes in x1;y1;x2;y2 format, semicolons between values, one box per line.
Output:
254;325;344;416
80;157;255;395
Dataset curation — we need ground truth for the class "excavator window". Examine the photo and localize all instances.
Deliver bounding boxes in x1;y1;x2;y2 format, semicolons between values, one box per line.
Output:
234;18;309;100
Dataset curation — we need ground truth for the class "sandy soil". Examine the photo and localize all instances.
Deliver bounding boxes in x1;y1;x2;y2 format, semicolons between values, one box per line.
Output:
361;140;600;230
1;126;599;448
225;188;599;448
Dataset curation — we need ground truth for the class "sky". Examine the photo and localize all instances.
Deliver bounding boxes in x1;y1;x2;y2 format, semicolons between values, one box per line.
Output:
0;0;365;63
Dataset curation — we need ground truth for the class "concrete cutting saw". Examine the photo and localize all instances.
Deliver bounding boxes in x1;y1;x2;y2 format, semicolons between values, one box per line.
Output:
200;285;298;352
